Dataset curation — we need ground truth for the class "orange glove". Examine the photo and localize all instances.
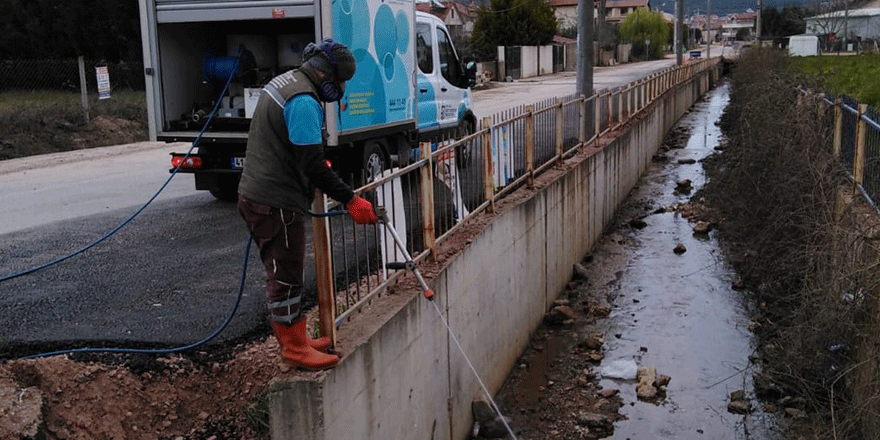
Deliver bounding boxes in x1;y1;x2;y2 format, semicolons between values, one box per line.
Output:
347;196;377;224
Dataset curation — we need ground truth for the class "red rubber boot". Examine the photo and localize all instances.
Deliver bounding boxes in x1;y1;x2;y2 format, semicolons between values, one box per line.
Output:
310;335;332;353
271;319;339;370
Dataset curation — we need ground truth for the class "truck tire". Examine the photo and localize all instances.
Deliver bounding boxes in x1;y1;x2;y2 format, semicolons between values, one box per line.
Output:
455;118;475;170
361;141;387;185
209;177;239;202
209;189;238;202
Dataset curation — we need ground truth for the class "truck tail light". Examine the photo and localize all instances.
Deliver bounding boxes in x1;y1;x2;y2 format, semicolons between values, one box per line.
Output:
171;154;203;169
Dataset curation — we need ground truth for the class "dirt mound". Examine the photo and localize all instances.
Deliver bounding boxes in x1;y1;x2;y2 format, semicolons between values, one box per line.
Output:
0;338;286;440
71;116;145;150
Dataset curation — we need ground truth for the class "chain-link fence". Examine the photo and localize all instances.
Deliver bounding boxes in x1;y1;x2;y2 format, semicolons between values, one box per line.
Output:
0;59;148;160
0;59;145;93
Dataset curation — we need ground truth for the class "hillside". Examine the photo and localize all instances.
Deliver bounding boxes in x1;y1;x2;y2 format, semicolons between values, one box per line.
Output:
658;0;870;15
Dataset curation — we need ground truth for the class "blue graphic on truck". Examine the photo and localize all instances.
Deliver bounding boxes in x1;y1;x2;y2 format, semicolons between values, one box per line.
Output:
334;0;414;132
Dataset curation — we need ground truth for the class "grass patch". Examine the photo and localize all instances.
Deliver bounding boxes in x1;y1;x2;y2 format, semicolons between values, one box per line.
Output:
243;388;271;434
0;89;148;160
791;53;880;108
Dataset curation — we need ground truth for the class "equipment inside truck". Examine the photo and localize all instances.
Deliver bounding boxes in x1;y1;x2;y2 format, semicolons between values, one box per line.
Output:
156;18;314;133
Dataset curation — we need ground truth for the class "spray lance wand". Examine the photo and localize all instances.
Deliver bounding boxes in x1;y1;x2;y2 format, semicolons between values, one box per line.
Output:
310;205;435;300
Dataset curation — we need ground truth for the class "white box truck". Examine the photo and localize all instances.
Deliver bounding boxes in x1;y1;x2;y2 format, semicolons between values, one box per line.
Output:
789;35;820;57
138;0;476;200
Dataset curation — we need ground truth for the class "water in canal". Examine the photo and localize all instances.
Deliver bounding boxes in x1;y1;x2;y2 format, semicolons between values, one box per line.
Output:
589;83;781;440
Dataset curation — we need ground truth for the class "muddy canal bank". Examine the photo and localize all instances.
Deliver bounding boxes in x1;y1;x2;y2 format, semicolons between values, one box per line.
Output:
492;83;782;440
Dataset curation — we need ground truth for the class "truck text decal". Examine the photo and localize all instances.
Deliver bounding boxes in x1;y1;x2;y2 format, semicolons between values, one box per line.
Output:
349;91;376;116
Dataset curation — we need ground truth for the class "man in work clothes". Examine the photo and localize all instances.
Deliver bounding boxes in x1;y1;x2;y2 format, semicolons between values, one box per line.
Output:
238;39;377;370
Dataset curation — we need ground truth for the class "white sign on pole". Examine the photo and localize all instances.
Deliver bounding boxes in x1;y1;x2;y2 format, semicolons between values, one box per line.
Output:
95;66;111;99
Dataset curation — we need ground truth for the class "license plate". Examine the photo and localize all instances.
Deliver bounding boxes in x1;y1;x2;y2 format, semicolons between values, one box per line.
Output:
231;156;245;169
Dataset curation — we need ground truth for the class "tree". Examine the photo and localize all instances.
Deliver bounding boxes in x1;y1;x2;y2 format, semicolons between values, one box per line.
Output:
597;0;617;50
761;6;808;38
803;0;847;50
0;0;142;61
471;0;558;54
618;8;669;60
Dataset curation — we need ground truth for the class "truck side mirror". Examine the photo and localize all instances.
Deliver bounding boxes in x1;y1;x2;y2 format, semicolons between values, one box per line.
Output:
464;61;476;88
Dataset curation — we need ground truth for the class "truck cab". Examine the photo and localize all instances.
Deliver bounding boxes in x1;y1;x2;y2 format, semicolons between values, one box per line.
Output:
415;12;475;144
138;0;475;200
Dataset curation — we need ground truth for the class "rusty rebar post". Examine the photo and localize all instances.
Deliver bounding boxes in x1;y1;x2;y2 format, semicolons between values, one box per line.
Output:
419;142;436;258
578;96;586;152
482;117;495;212
594;93;601;147
606;91;612;132
525;105;535;187
311;190;337;346
854;104;868;196
555;98;564;167
833;98;843;160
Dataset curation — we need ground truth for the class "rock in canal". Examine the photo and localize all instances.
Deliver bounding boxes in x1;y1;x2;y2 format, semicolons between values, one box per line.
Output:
629;218;648;229
545;305;577;325
728;400;752;414
693;221;712;234
675;179;693;193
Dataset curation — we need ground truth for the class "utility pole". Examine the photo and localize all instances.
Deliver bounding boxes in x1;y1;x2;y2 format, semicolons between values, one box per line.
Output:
676;0;683;64
706;0;711;58
577;0;594;139
756;0;762;42
844;0;849;52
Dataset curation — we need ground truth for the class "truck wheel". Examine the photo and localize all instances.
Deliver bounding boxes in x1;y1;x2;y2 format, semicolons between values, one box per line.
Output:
361;141;387;185
209;178;239;202
209;188;238;202
455;119;475;170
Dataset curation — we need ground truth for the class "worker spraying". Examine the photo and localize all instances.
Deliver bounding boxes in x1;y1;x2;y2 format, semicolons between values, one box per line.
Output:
237;39;377;370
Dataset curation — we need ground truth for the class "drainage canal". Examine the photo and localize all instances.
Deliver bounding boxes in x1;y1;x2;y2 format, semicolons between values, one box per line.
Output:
495;83;782;440
594;83;778;439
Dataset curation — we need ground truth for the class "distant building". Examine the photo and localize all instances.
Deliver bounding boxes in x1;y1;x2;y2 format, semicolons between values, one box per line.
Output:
687;13;737;43
548;0;651;30
721;11;757;42
805;8;880;41
416;0;479;39
602;0;651;23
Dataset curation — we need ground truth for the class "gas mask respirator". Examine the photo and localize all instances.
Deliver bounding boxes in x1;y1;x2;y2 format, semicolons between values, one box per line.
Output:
303;40;349;103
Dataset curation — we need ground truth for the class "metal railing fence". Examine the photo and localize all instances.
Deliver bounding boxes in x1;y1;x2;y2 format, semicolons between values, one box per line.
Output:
824;93;880;212
312;57;721;339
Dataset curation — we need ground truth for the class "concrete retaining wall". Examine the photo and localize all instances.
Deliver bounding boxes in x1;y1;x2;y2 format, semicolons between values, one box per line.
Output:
269;64;720;440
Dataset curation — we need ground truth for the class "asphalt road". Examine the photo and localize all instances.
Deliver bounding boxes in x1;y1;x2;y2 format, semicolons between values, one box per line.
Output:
0;57;683;358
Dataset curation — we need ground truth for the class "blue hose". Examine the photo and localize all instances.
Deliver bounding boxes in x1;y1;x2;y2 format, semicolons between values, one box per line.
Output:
5;52;252;360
